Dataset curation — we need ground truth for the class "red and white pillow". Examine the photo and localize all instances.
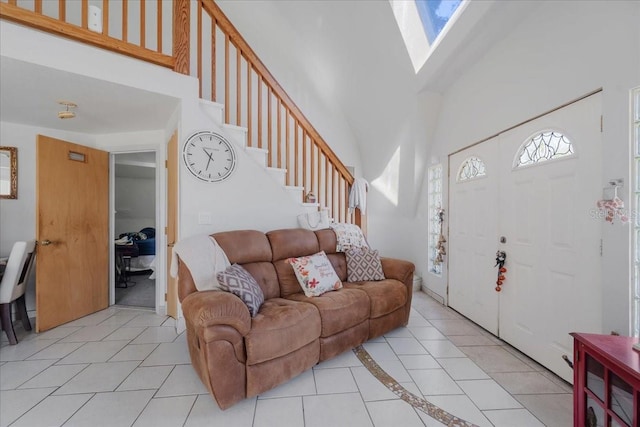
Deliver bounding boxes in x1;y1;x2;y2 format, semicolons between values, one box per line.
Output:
287;251;343;297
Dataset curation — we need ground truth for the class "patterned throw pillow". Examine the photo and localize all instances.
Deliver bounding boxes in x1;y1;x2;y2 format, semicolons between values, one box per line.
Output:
345;247;385;282
330;223;369;252
287;251;343;297
216;264;264;317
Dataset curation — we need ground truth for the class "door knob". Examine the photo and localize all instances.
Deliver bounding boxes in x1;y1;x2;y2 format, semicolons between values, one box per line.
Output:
39;239;53;246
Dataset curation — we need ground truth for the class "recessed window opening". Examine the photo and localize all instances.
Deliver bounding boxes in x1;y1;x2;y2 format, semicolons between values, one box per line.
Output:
427;164;443;275
415;0;463;43
389;0;465;73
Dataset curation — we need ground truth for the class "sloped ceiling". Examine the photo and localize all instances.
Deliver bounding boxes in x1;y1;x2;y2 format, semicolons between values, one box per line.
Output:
224;0;539;161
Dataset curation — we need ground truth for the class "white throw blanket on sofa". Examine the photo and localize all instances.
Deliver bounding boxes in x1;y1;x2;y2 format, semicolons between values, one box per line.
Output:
170;235;230;291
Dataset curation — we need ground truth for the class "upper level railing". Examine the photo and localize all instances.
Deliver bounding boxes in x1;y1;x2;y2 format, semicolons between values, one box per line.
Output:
0;0;359;225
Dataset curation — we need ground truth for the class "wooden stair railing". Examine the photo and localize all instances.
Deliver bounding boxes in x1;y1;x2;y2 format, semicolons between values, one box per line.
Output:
197;0;357;224
0;0;360;225
0;0;187;73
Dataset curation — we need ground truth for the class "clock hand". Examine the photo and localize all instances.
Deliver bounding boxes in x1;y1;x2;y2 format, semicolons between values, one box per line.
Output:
203;148;215;171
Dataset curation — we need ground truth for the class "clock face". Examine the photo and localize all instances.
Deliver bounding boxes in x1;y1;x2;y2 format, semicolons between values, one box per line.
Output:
183;131;237;182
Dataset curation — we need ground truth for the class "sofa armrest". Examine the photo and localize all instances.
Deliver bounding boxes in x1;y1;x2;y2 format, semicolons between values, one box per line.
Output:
181;290;252;339
380;257;415;286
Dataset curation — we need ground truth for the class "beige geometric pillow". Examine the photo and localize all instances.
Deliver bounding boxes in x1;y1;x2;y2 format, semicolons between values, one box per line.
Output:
345;247;385;282
216;264;264;317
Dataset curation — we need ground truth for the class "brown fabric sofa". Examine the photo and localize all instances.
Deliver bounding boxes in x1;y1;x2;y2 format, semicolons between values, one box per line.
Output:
177;228;415;410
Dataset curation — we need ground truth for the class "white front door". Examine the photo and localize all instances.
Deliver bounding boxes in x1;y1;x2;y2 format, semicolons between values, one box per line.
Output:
499;93;602;382
448;93;603;382
449;141;500;335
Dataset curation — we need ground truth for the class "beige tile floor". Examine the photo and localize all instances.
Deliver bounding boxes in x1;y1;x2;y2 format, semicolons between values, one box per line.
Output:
0;292;573;427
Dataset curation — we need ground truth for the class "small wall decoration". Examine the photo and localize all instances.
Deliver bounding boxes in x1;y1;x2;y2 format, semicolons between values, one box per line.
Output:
434;208;446;265
596;180;628;224
495;251;507;292
0;146;17;199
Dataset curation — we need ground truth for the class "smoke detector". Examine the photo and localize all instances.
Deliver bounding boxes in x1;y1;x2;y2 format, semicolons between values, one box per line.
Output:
58;101;77;119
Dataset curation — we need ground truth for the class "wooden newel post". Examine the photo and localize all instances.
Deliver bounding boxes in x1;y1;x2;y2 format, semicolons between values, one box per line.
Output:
173;0;190;75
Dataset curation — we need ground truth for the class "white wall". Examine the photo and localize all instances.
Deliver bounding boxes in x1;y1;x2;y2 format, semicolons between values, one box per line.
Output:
415;0;640;334
115;176;156;237
215;1;363;177
176;98;313;238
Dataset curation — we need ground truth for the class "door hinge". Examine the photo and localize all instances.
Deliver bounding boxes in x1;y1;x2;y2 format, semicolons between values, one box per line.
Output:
600;115;603;132
165;160;168;168
164;293;167;302
164;226;168;235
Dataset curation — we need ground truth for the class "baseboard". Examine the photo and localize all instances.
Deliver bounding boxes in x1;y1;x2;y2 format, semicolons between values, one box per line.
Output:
421;286;446;305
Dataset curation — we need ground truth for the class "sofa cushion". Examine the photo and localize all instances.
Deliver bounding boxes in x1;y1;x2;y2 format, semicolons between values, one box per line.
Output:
267;229;319;261
241;262;281;300
245;298;321;365
287;251;343;297
286;288;370;337
344;279;408;318
345;247;385;282
214;230;272;264
217;264;264;317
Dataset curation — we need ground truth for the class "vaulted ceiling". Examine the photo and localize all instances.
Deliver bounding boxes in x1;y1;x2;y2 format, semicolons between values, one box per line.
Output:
218;0;540;167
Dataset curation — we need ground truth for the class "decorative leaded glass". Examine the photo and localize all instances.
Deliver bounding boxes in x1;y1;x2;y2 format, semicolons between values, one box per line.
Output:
457;157;486;182
632;87;640;338
428;165;443;275
515;131;574;167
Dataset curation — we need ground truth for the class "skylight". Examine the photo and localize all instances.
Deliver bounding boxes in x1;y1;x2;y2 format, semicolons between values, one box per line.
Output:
390;0;465;73
415;0;462;43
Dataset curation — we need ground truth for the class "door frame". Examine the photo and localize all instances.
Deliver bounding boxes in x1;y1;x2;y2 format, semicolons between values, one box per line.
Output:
107;142;167;314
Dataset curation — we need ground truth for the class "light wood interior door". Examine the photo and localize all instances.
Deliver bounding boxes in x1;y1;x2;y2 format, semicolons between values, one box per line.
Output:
166;131;178;318
36;135;109;332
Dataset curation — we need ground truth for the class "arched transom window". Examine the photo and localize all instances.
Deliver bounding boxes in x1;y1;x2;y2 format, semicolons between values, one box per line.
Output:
515;130;575;168
457;157;486;182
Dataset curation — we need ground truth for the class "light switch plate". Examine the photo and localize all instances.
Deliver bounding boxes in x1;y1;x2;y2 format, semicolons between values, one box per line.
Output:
198;212;212;225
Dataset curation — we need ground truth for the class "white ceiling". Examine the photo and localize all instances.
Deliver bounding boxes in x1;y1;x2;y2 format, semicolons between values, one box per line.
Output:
244;0;540;158
0;56;179;134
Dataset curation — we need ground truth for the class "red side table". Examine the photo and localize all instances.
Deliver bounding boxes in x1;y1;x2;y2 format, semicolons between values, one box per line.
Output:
571;332;640;426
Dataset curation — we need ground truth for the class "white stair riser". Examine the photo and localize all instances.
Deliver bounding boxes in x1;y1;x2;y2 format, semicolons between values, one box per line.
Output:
284;186;304;203
223;124;248;148
267;168;286;186
199;100;224;124
246;147;268;167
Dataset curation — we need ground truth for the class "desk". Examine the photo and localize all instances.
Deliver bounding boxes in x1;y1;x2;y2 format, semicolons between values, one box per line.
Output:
115;244;139;288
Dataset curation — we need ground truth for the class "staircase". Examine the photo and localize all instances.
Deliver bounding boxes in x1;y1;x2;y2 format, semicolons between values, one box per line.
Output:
195;0;356;224
0;0;361;225
199;97;321;216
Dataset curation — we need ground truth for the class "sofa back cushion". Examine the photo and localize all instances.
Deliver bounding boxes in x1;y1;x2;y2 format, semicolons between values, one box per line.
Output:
213;230;280;299
268;229;320;297
242;262;280;300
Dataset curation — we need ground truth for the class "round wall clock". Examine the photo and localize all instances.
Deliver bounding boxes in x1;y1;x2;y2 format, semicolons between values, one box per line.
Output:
182;130;237;182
